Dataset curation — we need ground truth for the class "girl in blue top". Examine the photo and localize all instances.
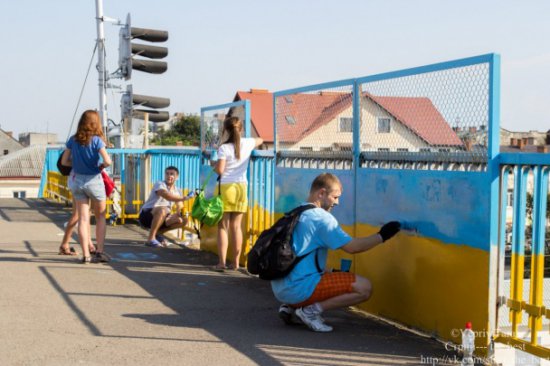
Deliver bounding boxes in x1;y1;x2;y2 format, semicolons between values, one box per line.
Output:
61;110;112;264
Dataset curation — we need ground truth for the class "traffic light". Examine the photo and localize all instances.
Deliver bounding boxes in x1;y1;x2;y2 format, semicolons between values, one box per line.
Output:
118;13;170;123
121;85;170;122
118;14;169;80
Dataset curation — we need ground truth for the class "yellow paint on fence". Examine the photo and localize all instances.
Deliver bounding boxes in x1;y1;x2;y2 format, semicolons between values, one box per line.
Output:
46;173;139;224
529;253;545;343
329;223;490;353
45;172;71;202
200;211;490;354
198;203;273;266
510;252;525;337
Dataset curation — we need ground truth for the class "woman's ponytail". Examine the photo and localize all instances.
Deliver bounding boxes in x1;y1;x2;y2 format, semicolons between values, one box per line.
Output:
222;116;243;159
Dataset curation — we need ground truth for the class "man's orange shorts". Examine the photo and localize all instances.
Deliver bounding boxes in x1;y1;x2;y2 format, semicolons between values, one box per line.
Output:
291;272;356;308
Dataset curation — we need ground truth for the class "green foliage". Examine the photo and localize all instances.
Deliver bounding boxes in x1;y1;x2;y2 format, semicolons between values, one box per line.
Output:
525;192;550;220
151;113;200;146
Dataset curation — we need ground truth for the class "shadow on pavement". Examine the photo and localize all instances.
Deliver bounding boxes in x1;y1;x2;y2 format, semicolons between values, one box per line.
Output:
2;198;460;365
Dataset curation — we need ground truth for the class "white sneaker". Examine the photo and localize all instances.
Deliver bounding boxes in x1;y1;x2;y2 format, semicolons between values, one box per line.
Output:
295;307;333;332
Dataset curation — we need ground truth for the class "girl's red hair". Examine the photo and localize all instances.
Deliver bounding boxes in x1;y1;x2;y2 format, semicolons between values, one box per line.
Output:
75;110;105;145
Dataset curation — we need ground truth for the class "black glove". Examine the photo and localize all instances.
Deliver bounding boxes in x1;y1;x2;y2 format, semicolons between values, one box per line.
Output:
378;221;401;242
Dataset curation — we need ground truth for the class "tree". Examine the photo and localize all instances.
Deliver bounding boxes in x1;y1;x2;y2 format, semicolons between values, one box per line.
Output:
526;192;533;222
525;192;550;221
151;113;200;146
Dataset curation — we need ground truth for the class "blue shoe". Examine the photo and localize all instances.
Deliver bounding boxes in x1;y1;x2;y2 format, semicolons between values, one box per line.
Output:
146;239;162;248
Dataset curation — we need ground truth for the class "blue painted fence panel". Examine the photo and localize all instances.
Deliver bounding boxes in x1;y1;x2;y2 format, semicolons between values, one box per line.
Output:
358;169;491;250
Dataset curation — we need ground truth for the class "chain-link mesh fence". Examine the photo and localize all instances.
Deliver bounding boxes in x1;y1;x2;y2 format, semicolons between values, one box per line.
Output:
275;83;354;170
274;58;491;172
200;102;248;158
497;165;550;347
201;108;228;153
359;63;490;170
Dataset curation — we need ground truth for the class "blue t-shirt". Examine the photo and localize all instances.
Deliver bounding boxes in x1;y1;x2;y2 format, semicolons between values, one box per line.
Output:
270;204;352;304
66;135;105;175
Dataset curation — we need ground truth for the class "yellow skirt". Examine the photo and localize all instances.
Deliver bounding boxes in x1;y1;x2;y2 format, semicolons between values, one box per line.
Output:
219;183;248;213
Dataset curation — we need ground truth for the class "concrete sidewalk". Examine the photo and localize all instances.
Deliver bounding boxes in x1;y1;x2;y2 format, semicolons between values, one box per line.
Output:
0;198;461;366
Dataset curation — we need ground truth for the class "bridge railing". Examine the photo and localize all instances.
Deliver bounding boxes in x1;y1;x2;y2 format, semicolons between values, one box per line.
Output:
40;147;201;226
495;153;550;359
39;53;550;362
272;54;500;358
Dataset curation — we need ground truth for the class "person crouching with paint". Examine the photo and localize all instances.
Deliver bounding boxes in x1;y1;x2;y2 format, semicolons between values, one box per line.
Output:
139;166;194;247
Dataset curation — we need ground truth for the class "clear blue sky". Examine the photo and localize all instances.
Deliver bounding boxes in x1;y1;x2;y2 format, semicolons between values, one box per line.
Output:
0;0;549;140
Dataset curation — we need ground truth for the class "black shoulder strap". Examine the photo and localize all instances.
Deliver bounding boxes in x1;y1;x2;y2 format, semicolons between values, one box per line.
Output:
294;250;322;274
288;203;322;274
286;203;317;217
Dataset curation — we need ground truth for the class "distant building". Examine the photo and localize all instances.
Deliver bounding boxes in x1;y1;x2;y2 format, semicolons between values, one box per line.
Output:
500;128;549;147
500;129;550;153
231;89;463;152
232;89;273;148
0;128;24;156
230;89;550;155
0;145;48;198
18;132;58;147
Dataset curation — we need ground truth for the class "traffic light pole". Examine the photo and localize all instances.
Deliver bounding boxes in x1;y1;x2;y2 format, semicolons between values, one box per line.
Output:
95;0;108;138
143;113;149;149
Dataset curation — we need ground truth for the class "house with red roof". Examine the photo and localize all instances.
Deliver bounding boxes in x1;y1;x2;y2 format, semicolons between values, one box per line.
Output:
232;89;274;147
233;89;463;152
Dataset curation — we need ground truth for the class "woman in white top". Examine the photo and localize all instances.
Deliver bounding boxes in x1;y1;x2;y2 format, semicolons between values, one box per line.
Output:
213;116;263;271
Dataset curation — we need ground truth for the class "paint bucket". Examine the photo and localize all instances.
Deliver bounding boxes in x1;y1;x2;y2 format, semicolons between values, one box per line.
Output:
340;258;352;272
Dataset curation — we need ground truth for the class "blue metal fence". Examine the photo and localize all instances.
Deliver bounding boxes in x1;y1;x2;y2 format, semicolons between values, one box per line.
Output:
272;54;501;355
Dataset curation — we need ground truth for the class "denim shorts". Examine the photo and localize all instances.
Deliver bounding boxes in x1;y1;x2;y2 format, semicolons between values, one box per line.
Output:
70;173;106;201
67;171;75;191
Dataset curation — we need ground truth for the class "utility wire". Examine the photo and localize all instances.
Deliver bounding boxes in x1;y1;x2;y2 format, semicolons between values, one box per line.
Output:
66;42;98;142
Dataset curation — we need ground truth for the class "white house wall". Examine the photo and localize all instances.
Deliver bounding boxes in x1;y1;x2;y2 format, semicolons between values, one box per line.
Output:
360;99;429;151
0;179;40;198
289;98;430;151
291;108;354;150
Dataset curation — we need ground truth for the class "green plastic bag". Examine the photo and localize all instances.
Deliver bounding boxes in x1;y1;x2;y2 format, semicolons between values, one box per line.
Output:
191;170;224;227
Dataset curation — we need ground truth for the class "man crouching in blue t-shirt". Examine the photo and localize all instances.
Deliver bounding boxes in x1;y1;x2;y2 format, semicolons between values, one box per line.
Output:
271;173;400;332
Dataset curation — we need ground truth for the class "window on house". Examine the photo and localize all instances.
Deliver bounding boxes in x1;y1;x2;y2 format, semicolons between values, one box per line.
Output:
378;148;390;152
13;191;26;198
285;115;296;125
285;96;293;103
438;148;451;153
507;190;513;207
397;148;409;152
419;148;431;152
377;117;391;133
299;146;313;151
3;150;8;155
339;117;353;133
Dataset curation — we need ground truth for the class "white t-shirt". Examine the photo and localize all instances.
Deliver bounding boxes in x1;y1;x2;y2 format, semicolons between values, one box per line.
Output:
217;137;256;184
141;181;181;211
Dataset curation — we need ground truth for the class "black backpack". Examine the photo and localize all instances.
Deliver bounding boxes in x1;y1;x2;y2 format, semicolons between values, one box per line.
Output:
247;204;321;280
56;152;71;176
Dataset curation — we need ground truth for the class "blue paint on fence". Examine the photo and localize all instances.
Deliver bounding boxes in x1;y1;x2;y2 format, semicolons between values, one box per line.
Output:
275;167;491;250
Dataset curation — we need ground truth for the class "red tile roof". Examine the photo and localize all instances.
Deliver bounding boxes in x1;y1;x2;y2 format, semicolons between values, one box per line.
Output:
234;90;274;142
276;92;350;143
366;94;462;146
235;89;462;147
